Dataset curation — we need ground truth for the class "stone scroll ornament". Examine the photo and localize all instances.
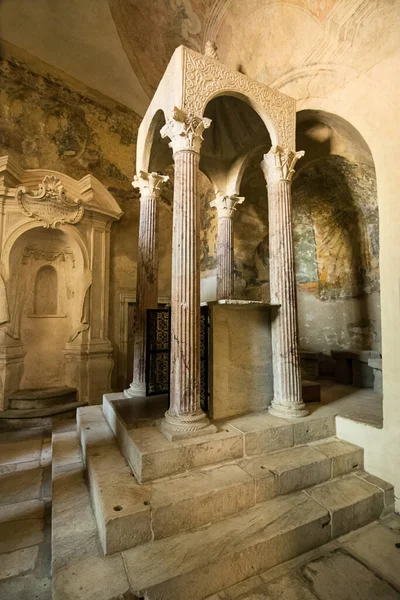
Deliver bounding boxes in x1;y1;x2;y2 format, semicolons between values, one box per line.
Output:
16;175;84;229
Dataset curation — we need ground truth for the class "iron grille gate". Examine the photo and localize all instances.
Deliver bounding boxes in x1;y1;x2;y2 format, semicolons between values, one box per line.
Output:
145;306;209;413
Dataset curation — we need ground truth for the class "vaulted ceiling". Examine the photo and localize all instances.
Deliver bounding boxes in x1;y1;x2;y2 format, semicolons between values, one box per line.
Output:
0;0;399;117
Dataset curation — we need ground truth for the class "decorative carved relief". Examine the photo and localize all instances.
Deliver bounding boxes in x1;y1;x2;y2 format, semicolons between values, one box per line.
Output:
183;49;295;147
204;40;219;60
261;146;305;184
16;175;84;228
160;107;211;154
22;246;76;267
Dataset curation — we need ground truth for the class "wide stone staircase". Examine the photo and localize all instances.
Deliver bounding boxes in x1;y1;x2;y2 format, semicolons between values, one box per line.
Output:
51;399;394;600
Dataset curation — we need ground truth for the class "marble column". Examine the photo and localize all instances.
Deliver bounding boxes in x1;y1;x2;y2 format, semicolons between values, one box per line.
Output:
210;193;244;300
160;107;216;440
261;146;308;419
124;171;169;398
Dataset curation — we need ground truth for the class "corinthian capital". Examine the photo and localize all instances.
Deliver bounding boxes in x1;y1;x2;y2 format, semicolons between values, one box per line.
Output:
210;193;245;218
132;171;169;199
160;107;211;154
261;146;305;184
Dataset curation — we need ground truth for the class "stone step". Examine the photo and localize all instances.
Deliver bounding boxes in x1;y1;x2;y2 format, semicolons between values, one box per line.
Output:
51;419;395;600
120;474;391;600
103;394;336;482
0;400;87;421
78;406;366;556
9;386;77;410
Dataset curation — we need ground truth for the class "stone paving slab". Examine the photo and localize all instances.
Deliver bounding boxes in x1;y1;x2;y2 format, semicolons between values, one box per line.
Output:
0;468;43;505
0;545;39;580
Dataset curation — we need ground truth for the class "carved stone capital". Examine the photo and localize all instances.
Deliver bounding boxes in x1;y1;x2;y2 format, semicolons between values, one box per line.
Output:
210;193;244;218
132;171;169;199
261;146;305;184
160;107;211;155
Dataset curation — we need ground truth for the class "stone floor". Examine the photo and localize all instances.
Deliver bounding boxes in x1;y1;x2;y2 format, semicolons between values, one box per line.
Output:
206;514;400;599
0;424;52;599
0;388;396;600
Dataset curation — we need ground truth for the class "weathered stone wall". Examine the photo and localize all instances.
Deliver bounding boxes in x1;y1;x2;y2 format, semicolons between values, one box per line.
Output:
293;155;380;356
0;53;173;390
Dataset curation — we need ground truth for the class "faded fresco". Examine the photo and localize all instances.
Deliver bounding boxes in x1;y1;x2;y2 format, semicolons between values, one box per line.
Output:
199;150;380;354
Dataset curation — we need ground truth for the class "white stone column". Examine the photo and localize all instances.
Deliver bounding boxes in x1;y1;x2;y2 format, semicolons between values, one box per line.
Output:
160;107;216;440
261;146;308;418
210;193;244;300
124;171;169;398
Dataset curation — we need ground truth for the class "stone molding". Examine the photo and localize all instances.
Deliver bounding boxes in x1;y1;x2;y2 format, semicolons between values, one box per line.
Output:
132;171;169;199
160;107;211;155
261;146;305;184
210;193;244;218
16;175;84;228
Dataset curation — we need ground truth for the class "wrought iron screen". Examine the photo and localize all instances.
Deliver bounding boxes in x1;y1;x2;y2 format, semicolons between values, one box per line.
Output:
145;308;171;396
145;306;209;412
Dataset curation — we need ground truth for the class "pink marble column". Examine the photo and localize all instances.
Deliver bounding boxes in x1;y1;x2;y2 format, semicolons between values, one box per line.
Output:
261;146;308;418
124;171;168;398
210;193;244;299
160;107;216;440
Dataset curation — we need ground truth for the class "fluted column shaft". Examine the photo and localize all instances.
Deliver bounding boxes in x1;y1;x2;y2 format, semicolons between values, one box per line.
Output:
125;171;168;398
170;149;200;414
261;146;308;419
210;193;244;299
160;106;216;440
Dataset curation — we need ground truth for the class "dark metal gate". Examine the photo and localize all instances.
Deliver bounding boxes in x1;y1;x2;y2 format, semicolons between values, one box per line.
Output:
145;306;209;412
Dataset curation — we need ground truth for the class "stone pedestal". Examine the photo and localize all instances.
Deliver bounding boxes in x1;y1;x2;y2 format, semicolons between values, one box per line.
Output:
125;172;169;398
210;193;244;300
160;107;216;440
261;146;308;419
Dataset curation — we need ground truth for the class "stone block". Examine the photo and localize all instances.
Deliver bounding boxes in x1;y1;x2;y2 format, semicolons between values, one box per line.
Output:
0;546;38;580
301;550;400;600
0;518;44;554
340;521;400;591
0;438;42;468
53;554;131;600
228;412;294;457
307;475;384;538
0;468;43;505
314;439;363;477
352;360;374;388
129;426;244;482
241;445;331;503
355;471;395;509
87;447;152;555
293;416;336;445
302;380;321;403
151;463;255;539
122;492;330;600
52;431;81;472
0;498;44;523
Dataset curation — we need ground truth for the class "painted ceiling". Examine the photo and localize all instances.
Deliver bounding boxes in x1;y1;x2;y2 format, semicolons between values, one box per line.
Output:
0;0;399;116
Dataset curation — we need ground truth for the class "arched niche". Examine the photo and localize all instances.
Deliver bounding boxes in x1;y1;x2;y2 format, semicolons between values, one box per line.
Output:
34;265;58;316
293;110;380;373
0;157;122;410
7;226;85;389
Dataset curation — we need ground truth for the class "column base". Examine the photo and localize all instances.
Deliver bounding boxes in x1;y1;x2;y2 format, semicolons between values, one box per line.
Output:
124;381;146;399
158;409;217;442
268;399;309;420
